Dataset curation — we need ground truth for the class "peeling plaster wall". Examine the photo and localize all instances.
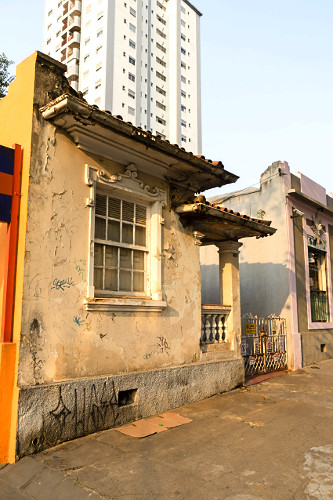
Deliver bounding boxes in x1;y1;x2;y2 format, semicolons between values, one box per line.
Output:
18;122;203;387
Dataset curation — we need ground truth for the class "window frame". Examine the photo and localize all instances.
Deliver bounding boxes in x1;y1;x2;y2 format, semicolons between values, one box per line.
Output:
84;164;167;312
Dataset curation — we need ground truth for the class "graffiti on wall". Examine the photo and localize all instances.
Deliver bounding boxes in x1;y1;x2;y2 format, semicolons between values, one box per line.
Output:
49;381;120;437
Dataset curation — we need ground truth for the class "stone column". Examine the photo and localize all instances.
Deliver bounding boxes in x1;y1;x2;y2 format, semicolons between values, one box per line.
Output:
216;241;243;354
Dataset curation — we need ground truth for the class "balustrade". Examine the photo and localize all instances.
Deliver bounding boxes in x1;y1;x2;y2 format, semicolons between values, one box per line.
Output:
201;305;231;344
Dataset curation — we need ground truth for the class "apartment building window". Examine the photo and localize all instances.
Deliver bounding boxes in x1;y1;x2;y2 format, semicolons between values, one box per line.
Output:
181;104;186;112
85;37;90;45
181;33;186;41
96;63;102;72
181;47;186;55
128;72;135;82
56;31;60;37
181;135;187;143
47;24;52;30
181;120;187;127
156;116;166;125
128;106;135;116
129;39;136;49
97;12;103;21
84;54;90;63
94;194;147;294
83;70;89;78
181;6;186;13
156;28;166;39
46;39;51;45
156;101;166;111
48;9;53;16
157;1;166;11
129;23;136;32
156;86;166;96
181;76;186;83
156;15;166;25
181;90;186;98
83;88;89;96
58;2;62;7
96;46;102;54
156;71;166;81
157;132;166;139
129;56;136;65
86;4;92;13
181;19;186;27
156;56;166;67
130;7;136;17
97;29;103;38
95;80;102;90
128;89;135;99
156;42;166;53
181;62;186;69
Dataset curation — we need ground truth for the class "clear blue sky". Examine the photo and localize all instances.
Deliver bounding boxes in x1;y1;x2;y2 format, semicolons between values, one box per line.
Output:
1;0;332;195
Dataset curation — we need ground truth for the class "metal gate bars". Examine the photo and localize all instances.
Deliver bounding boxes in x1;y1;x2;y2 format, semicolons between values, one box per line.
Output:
241;314;287;377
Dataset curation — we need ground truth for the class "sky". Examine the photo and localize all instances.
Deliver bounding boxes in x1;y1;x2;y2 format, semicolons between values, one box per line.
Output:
1;0;332;196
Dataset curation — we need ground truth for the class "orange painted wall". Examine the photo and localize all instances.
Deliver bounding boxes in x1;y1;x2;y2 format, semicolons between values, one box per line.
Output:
0;53;37;463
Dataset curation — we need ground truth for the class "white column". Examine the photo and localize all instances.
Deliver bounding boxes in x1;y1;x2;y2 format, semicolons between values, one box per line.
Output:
216;241;243;353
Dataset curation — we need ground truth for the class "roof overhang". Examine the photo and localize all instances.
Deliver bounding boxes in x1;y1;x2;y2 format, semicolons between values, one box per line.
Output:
40;94;238;193
175;203;276;244
287;189;333;217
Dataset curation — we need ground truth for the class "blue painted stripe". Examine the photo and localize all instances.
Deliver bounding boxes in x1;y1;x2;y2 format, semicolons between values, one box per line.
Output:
0;145;15;175
0;193;12;223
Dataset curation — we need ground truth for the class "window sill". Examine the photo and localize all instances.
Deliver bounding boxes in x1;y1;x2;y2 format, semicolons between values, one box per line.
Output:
84;298;167;312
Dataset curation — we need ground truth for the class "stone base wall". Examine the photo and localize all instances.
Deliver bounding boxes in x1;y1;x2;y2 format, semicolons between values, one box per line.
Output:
301;331;333;367
16;359;244;459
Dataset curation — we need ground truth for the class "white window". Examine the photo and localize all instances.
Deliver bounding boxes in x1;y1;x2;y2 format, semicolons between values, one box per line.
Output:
129;39;136;49
97;11;103;21
128;72;135;82
129;23;136;32
181;19;185;27
181;47;186;55
181;104;186;112
95;80;102;89
128;89;135;99
84;54;90;63
85;37;90;45
129;56;136;65
97;29;103;38
181;75;186;83
48;9;53;16
130;7;136;17
96;45;102;54
128;106;135;116
85;165;166;311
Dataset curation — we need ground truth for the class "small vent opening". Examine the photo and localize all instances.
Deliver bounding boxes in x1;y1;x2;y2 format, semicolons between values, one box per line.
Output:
118;388;138;407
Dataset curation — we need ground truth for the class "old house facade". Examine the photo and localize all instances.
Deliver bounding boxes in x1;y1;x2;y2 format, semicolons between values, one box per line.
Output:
0;52;275;463
210;161;333;370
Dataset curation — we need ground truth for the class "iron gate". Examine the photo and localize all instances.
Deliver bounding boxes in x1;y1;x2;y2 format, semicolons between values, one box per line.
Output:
241;314;287;377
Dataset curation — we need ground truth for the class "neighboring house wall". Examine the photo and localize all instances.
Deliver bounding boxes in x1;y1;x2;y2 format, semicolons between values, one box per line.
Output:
214;161;333;369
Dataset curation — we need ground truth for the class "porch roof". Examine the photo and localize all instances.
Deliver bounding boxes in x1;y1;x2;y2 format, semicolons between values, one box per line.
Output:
175;201;276;244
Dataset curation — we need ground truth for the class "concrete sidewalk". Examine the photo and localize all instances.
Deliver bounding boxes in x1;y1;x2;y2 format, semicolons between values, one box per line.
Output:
1;360;333;500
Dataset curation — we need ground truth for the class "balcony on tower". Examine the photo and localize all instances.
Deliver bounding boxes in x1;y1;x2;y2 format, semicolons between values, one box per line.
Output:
67;31;81;49
69;0;82;17
68;14;81;32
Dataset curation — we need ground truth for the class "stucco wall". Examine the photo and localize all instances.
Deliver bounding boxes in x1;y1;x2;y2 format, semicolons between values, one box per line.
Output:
218;163;291;322
17;119;204;387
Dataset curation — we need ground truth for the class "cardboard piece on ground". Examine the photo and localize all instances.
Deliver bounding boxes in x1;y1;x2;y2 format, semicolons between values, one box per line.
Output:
116;412;192;438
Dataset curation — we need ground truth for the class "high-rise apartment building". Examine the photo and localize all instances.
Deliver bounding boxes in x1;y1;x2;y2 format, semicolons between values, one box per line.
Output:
43;0;202;153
